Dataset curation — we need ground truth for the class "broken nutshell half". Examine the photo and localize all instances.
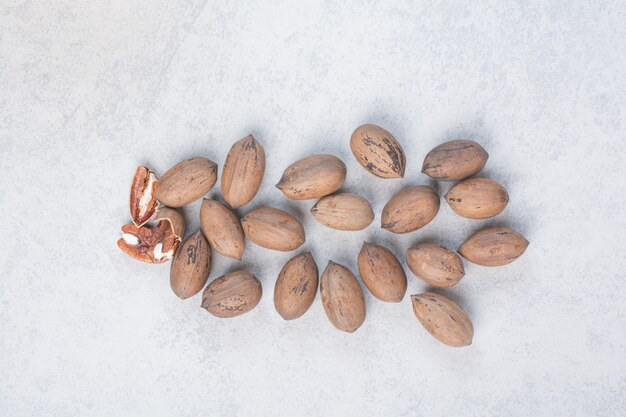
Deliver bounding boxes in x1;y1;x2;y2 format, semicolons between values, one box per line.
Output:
117;218;181;264
130;166;159;227
153;207;185;240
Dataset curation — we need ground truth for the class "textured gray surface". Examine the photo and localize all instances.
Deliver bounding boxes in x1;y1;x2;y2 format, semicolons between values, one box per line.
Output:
1;1;625;416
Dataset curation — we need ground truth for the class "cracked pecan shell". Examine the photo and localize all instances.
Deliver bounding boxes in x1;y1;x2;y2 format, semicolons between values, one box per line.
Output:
129;166;159;227
117;220;180;264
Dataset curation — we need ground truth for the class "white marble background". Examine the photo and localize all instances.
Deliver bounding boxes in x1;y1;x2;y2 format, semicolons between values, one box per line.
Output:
1;1;625;416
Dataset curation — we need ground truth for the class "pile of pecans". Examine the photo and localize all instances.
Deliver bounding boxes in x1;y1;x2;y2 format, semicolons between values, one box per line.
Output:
118;125;528;347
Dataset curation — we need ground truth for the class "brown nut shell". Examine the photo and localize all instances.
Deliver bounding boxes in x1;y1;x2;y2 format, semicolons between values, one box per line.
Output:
381;185;440;233
310;193;374;231
129;166;159;227
445;178;509;219
200;199;245;260
274;252;318;320
156;157;217;207
458;226;529;266
411;292;474;347
406;243;465;287
117;220;180;264
276;154;346;200
320;261;366;333
421;140;488;181
241;207;305;251
357;242;407;302
154;207;185;239
221;135;265;208
201;270;262;318
350;124;406;178
170;230;211;299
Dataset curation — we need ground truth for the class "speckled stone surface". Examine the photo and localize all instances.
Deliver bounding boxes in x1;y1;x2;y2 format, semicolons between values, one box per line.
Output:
1;1;625;416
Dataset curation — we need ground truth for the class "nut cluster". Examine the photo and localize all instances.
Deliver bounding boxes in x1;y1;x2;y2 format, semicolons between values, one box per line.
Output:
118;124;528;347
